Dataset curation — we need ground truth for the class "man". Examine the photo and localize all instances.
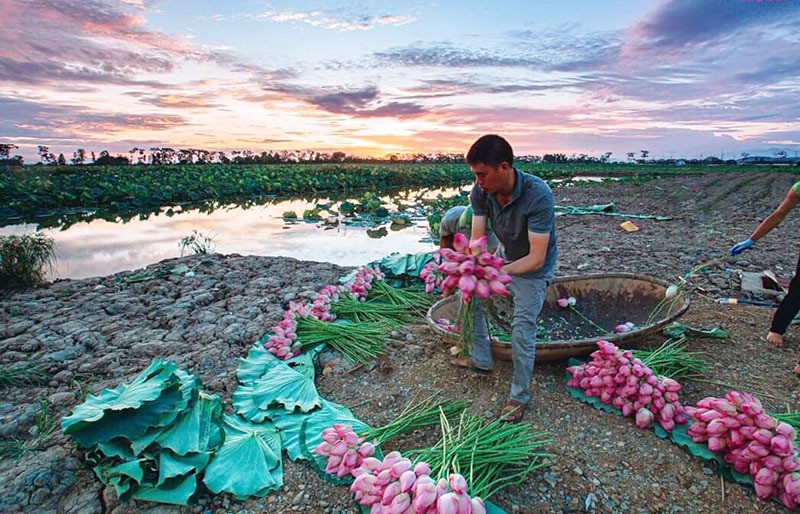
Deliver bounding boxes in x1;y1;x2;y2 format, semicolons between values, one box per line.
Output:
452;134;557;423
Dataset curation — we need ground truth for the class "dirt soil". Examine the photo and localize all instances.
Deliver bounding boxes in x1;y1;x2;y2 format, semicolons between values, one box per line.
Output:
2;170;800;514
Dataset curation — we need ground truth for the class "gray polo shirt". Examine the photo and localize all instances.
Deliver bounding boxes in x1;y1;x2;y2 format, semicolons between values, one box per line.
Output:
469;168;557;280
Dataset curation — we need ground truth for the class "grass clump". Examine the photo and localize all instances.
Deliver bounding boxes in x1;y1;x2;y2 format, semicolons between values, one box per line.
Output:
179;230;217;256
0;364;50;389
0;233;56;289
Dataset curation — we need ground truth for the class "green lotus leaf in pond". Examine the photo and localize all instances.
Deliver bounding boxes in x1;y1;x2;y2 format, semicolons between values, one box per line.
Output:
233;358;320;421
282;210;297;219
203;414;283;499
373;206;389;217
340;201;356;213
366;227;388;239
303;209;320;220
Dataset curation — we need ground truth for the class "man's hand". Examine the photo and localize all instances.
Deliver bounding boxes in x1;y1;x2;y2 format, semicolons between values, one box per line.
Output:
730;238;754;256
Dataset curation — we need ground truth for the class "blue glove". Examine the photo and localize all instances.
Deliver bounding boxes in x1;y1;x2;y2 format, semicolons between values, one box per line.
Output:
730;238;753;256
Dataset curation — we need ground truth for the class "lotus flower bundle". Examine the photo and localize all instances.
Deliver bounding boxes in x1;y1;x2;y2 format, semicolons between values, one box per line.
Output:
348;450;487;514
313;423;375;478
420;252;444;294
566;340;688;432
437;233;511;304
264;312;300;359
346;266;385;301
685;391;800;508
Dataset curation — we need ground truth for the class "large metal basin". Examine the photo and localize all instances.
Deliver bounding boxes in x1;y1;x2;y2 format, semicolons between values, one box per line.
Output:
426;273;690;361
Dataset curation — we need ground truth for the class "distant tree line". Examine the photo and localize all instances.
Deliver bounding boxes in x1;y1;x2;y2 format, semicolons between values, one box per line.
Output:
1;142;796;167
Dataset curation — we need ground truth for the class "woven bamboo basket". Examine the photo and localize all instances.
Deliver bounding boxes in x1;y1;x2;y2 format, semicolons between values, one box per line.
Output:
426;273;690;362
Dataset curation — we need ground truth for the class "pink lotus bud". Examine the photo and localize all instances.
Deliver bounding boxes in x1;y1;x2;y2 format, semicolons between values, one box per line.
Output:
622;403;634;417
329;440;349;458
762;455;784;472
614;324;631;333
706;419;727;436
399;470;416;493
391;458;413;478
457;260;475;276
344;431;359;447
488;280;509;296
636;408;654;428
660;403;675;421
752;428;774;446
452;233;469;253
771;435;793;456
458;275;477;295
469;235;488;255
475;279;491;300
754;413;778;430
776;422;796;438
659;418;675;432
313;441;332;456
413;461;431;476
390;492;411;514
470;497;487;514
780;491;798;510
784;456;800;473
708;436;727;452
358;442;375;458
382;451;403;468
710;399;738;416
382;482;401;506
437;492;459;514
720;416;741;430
360;457;382;471
412;481;437;512
698;409;723;423
754;482;774;500
556;298;569;308
449;473;468;495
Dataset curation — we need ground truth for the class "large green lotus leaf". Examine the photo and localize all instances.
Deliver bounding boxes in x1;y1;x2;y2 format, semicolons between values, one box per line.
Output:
156;391;224;455
67;382;186;447
132;472;198;505
233;362;319;421
63;359;176;431
155;368;199;428
157;450;211;486
203;414;283;499
286;349;318;381
273;398;371;462
95;439;135;460
236;345;280;385
93;458;145;498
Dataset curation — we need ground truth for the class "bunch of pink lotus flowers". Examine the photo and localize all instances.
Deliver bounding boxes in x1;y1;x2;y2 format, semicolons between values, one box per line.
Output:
263;266;384;360
345;266;385;301
349;451;486;514
313;423;376;478
567;340;688;432
420;252;444;294
437;233;511;303
685;391;800;508
264;308;301;359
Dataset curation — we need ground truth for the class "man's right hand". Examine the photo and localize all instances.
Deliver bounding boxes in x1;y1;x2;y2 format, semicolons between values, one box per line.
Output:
730;238;754;256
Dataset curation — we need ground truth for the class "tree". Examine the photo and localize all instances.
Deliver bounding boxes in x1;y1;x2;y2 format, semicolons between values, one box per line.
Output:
640;150;650;161
57;153;66;166
37;145;55;165
0;143;23;166
626;152;636;163
71;148;86;165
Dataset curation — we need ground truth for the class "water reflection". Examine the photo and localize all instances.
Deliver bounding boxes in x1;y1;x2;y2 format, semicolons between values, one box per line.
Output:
0;187;468;280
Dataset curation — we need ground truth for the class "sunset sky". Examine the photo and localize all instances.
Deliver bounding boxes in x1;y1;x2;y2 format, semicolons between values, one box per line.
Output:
2;0;799;163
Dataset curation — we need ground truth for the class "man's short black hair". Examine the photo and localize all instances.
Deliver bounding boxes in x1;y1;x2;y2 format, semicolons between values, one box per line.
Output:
466;134;514;167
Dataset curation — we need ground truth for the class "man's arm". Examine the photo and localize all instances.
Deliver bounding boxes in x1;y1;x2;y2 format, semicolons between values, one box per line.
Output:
502;231;549;275
471;215;487;240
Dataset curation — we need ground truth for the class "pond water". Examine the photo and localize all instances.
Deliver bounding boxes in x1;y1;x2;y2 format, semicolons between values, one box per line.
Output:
0;176;613;280
0;186;469;280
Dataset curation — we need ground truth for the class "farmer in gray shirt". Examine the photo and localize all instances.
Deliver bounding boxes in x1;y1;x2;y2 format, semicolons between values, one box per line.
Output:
451;134;557;423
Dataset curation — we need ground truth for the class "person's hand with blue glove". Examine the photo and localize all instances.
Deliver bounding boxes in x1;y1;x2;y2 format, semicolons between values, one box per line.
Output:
730;238;754;256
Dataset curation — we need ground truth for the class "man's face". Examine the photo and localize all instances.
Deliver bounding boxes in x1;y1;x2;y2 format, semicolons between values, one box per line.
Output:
470;162;509;193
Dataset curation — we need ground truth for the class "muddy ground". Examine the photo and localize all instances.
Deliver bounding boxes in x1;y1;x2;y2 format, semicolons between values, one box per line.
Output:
2;170;800;513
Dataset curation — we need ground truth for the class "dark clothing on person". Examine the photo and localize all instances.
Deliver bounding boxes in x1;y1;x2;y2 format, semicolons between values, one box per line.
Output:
770;253;800;335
